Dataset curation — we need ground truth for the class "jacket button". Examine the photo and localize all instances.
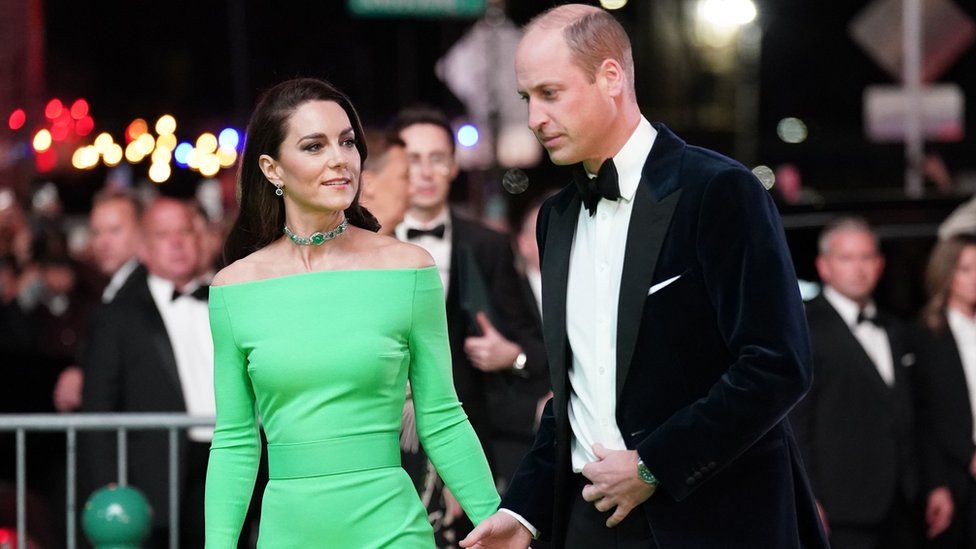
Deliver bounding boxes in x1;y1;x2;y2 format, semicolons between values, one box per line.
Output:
686;477;696;486
708;461;717;470
694;472;703;480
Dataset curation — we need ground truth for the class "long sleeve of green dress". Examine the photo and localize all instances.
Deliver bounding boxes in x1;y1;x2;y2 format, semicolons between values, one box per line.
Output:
407;267;501;524
204;267;499;547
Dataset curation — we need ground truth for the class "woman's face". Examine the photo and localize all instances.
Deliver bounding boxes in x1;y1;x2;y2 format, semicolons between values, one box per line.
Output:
263;100;361;216
950;245;976;309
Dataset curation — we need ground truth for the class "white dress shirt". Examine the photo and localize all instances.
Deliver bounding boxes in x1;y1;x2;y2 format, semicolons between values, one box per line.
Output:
947;307;976;443
147;274;216;442
567;116;657;472
102;258;138;303
526;267;542;317
822;286;895;387
396;208;452;297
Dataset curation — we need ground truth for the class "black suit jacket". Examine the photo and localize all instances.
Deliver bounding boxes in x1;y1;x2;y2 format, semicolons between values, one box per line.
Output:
443;213;547;457
914;317;975;504
80;268;198;528
791;295;917;525
500;124;827;548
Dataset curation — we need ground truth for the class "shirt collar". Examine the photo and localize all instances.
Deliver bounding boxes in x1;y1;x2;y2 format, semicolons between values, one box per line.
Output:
823;286;875;328
585;116;656;203
147;273;201;304
398;207;452;234
948;306;976;332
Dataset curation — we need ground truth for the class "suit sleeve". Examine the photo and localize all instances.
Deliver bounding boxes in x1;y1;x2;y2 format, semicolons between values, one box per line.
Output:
409;268;501;525
788;312;820;495
637;168;814;501
79;304;124;489
204;288;260;547
912;327;952;492
498;199;558;539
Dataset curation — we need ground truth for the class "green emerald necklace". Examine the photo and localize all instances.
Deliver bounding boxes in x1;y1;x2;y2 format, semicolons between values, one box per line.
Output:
283;218;348;246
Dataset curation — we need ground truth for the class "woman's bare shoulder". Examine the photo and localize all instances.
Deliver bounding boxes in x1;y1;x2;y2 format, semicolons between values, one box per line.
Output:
211;247;280;286
361;233;435;270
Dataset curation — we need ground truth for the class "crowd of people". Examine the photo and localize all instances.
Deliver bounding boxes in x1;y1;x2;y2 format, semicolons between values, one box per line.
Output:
0;3;975;548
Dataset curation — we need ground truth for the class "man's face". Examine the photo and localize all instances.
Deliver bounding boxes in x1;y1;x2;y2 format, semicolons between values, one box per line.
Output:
516;27;615;166
89;200;140;276
140;201;200;285
400;123;457;214
816;230;885;304
362;145;410;232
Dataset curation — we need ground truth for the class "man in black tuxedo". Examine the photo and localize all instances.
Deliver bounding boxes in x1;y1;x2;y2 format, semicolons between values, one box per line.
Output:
462;5;826;548
80;197;215;548
791;218;930;548
392;107;547;475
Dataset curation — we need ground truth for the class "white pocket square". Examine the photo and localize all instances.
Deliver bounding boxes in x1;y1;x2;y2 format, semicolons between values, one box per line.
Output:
648;275;682;295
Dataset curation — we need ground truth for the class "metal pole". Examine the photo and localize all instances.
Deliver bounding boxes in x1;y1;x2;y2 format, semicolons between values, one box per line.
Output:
15;429;25;549
903;0;924;197
66;428;77;549
169;428;179;549
117;427;128;486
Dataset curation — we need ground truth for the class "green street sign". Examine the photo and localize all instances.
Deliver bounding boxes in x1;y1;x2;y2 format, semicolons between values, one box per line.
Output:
348;0;487;18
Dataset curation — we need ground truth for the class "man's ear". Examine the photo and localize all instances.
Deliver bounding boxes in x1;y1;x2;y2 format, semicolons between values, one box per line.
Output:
597;58;626;98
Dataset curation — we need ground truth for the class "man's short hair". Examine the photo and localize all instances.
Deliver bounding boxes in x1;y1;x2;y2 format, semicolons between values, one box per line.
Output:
362;129;406;172
92;189;143;218
818;216;879;255
525;4;635;95
391;106;455;153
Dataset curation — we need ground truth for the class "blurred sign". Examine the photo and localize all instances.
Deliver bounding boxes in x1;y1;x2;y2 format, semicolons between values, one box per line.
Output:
864;84;964;142
849;0;975;82
348;0;486;18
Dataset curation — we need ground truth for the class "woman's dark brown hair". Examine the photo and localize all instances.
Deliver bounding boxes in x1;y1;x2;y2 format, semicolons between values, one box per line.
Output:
922;234;976;333
223;78;380;264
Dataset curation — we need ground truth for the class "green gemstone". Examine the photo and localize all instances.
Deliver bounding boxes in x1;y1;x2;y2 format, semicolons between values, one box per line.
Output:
310;232;325;245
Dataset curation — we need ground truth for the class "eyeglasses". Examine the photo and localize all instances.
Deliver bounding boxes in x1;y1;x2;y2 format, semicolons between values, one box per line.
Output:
407;153;453;175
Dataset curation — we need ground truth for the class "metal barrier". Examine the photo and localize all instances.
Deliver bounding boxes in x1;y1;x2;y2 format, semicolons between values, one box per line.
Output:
0;413;214;549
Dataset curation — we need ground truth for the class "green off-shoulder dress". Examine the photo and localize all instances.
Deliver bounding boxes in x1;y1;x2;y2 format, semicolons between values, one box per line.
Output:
204;267;500;548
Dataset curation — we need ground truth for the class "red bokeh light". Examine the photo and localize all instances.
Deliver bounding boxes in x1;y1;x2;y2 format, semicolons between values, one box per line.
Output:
75;115;94;136
45;99;63;120
35;149;57;172
70;99;89;120
51;120;71;141
7;109;25;130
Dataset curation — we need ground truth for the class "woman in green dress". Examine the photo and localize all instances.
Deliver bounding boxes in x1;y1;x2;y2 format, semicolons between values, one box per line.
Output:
204;78;500;547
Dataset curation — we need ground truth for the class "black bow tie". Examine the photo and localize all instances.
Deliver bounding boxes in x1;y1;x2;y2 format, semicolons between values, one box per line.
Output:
574;159;621;216
856;310;882;327
406;224;446;240
171;286;208;302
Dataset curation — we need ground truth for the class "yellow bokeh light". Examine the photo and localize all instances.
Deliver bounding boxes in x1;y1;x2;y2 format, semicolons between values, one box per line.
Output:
149;162;171;183
216;147;237;168
94;132;114;154
135;133;155;156
72;147;89;169
33;129;52;152
155;114;177;136
196;133;218;154
199;153;220;177
125;141;145;163
103;144;124;166
156;133;177;151
71;146;99;170
187;148;201;170
151;147;172;164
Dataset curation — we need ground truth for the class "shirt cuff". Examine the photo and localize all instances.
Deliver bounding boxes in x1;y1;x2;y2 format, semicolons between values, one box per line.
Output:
499;508;539;539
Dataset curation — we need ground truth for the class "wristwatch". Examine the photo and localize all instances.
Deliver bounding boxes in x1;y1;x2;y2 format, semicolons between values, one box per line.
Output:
637;458;659;487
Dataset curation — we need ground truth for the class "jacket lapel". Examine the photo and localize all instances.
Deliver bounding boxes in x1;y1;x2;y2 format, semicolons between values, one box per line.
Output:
616;124;685;399
134;277;187;402
541;190;581;406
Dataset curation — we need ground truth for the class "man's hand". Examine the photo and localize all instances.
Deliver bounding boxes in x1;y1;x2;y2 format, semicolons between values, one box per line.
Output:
464;312;522;372
459;511;532;548
581;443;655;528
926;486;954;539
53;366;83;413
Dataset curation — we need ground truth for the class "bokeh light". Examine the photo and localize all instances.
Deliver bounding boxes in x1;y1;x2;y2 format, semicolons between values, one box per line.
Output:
44;99;63;120
70;99;89;120
218;128;240;150
776;117;808;144
103;144;124;166
217;147;237;168
155;115;177;136
196;133;218;154
149;162;171;183
7;109;26;131
457;124;479;148
33;129;52;152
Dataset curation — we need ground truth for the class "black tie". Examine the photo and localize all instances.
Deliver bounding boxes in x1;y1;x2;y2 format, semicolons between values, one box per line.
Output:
171;286;209;302
856;310;881;327
406;224;446;240
574;159;621;216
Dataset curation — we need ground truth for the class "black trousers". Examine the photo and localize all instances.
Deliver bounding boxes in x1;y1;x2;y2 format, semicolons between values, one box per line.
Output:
829;493;918;549
565;474;657;549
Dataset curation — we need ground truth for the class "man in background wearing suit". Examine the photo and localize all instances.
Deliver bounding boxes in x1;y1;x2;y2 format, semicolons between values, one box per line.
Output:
463;4;826;548
81;197;214;548
792;217;939;548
